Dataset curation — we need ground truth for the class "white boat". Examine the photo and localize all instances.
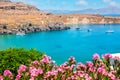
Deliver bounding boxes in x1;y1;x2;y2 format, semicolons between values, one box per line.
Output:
106;25;114;33
106;30;114;33
16;32;25;36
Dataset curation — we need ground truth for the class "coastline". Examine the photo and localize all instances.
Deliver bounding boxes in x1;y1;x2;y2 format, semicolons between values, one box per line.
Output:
0;22;70;35
1;22;120;35
1;1;120;34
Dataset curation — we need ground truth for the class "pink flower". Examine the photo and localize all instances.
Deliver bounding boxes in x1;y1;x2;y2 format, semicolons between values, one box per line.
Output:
89;67;94;72
57;68;64;73
18;65;27;74
45;70;58;78
32;60;39;65
37;68;43;74
30;77;34;80
29;67;43;77
29;67;38;77
76;62;86;70
102;54;112;60
0;75;3;80
71;75;78;80
60;62;68;68
62;75;66;80
15;74;21;80
65;66;71;70
41;55;50;64
68;56;76;64
97;67;106;75
4;70;13;77
77;71;85;78
108;72;115;80
93;53;100;60
85;74;92;80
86;61;93;68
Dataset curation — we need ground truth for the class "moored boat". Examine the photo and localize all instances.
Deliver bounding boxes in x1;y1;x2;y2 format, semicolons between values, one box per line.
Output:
106;30;114;33
16;32;25;36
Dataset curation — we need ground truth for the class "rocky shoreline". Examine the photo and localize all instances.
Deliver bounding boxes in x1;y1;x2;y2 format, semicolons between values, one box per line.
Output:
0;22;70;35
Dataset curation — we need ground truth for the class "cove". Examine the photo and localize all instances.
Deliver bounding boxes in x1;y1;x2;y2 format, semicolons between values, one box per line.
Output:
1;24;120;64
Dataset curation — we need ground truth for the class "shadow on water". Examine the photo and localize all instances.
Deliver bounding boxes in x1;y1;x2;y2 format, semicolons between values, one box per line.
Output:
55;44;62;48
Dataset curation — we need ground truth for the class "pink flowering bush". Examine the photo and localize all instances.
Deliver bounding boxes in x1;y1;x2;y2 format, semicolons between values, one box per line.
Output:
0;54;120;80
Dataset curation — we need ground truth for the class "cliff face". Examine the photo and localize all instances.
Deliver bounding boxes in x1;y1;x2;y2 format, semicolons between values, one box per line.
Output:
0;2;39;11
0;1;120;34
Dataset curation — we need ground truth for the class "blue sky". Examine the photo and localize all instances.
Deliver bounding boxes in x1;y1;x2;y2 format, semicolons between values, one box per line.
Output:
11;0;120;10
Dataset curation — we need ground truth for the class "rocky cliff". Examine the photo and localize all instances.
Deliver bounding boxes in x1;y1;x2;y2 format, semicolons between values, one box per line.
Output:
0;2;39;11
0;1;120;34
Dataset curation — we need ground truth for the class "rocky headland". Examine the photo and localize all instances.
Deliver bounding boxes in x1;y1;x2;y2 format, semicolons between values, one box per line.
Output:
0;0;120;34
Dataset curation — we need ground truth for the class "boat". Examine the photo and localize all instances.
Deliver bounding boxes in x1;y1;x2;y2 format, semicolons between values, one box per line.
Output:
16;32;25;36
106;30;114;33
106;25;114;33
76;27;80;30
87;29;92;32
74;24;80;30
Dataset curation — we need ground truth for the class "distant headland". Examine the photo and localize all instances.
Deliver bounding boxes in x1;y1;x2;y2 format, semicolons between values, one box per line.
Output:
0;0;120;34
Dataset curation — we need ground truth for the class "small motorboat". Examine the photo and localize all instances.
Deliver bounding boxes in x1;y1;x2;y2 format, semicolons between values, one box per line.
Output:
76;27;80;30
16;32;25;36
106;30;114;33
87;29;92;32
106;25;114;33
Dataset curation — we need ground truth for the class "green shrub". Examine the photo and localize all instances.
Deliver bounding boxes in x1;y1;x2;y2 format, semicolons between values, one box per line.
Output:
0;48;44;75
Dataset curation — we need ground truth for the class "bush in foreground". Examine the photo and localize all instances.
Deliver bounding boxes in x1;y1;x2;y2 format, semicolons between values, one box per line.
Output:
0;53;120;80
0;48;44;76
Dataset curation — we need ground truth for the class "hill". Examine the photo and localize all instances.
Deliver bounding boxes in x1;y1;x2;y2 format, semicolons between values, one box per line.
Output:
0;1;120;34
76;6;120;14
48;6;120;15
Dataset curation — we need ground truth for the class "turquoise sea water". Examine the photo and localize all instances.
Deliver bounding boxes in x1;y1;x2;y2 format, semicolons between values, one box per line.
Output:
102;14;120;17
1;24;120;64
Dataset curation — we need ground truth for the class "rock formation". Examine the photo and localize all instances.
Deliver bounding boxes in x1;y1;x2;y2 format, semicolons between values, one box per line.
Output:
0;1;120;34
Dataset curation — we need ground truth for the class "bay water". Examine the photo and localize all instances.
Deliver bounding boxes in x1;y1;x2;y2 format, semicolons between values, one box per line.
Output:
0;24;120;64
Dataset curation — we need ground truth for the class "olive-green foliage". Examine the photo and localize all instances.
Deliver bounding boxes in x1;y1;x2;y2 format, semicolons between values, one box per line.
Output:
0;48;44;75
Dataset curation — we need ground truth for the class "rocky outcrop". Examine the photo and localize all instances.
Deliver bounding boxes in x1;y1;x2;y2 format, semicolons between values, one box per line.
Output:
0;22;70;34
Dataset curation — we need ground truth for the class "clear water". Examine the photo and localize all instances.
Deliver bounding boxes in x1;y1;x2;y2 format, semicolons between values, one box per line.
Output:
1;24;120;64
102;14;120;17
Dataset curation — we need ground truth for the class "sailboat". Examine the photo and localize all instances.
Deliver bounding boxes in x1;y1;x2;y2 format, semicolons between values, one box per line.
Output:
106;25;114;33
